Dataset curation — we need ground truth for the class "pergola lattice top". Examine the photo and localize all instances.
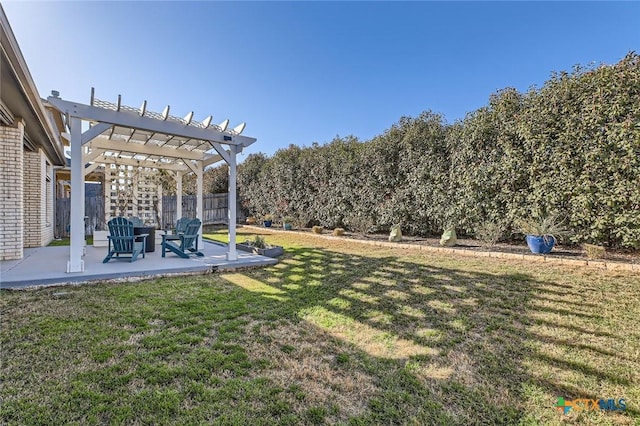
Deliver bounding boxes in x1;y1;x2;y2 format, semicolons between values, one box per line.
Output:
92;96;245;134
89;96;220;170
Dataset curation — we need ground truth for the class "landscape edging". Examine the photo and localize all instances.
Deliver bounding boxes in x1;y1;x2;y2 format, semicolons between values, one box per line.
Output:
242;225;638;273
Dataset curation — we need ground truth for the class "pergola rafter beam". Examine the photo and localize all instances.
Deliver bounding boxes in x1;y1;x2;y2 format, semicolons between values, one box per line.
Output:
82;122;112;145
89;139;207;161
133;131;158;163
142;132;156;146
194;141;213;152
183;159;198;175
203;154;224;168
126;129;139;143
84;162;100;176
157;134;175;148
84;148;106;163
92;154;190;172
210;142;231;164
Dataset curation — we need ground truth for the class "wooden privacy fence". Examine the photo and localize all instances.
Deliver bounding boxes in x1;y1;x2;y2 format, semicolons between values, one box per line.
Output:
56;193;243;237
56;196;105;238
162;193;244;228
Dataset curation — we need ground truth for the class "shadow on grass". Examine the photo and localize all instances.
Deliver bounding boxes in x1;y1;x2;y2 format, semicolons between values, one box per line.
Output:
220;243;638;424
218;246;530;423
1;239;636;425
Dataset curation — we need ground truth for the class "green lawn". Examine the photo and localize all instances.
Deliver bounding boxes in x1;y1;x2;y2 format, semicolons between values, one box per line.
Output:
2;230;639;425
47;236;94;246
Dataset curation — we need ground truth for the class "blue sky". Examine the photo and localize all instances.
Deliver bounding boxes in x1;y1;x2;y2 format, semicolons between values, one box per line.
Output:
3;1;639;159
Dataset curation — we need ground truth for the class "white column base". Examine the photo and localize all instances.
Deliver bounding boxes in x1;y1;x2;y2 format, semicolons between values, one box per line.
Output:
67;259;85;273
226;250;238;261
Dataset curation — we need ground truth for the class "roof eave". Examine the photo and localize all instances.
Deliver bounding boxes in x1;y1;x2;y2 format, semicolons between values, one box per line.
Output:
0;5;66;165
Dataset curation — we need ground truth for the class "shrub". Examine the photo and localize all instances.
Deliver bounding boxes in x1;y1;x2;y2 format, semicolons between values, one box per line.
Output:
346;214;373;236
583;243;606;259
295;213;312;230
312;226;324;234
333;228;345;236
474;221;505;247
243;235;266;249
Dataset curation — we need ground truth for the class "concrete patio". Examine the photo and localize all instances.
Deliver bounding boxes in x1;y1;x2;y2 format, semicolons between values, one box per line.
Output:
0;239;277;290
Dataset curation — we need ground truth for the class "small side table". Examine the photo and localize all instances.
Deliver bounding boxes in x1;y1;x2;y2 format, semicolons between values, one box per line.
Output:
134;226;155;252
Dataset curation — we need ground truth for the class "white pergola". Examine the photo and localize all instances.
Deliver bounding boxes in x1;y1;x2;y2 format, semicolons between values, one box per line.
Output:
47;89;257;273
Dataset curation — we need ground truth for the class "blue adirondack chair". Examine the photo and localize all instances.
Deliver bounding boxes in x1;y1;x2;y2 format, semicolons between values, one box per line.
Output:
128;216;144;227
103;217;147;263
161;218;204;258
175;217;191;234
164;217;192;242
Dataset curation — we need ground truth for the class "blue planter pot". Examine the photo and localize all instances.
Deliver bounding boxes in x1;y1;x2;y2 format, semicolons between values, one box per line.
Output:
283;223;292;230
526;235;556;254
263;220;272;228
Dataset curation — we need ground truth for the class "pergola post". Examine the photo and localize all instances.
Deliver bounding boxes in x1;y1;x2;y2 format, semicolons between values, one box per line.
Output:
104;167;111;222
227;145;238;261
176;171;182;220
67;116;84;272
156;182;163;228
81;159;86;255
196;161;203;248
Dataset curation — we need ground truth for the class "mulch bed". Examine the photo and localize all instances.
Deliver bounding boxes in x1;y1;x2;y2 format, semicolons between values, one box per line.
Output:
296;229;640;265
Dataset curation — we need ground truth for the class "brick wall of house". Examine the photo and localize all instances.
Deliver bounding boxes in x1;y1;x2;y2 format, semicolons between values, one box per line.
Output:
23;148;54;248
0;121;25;260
